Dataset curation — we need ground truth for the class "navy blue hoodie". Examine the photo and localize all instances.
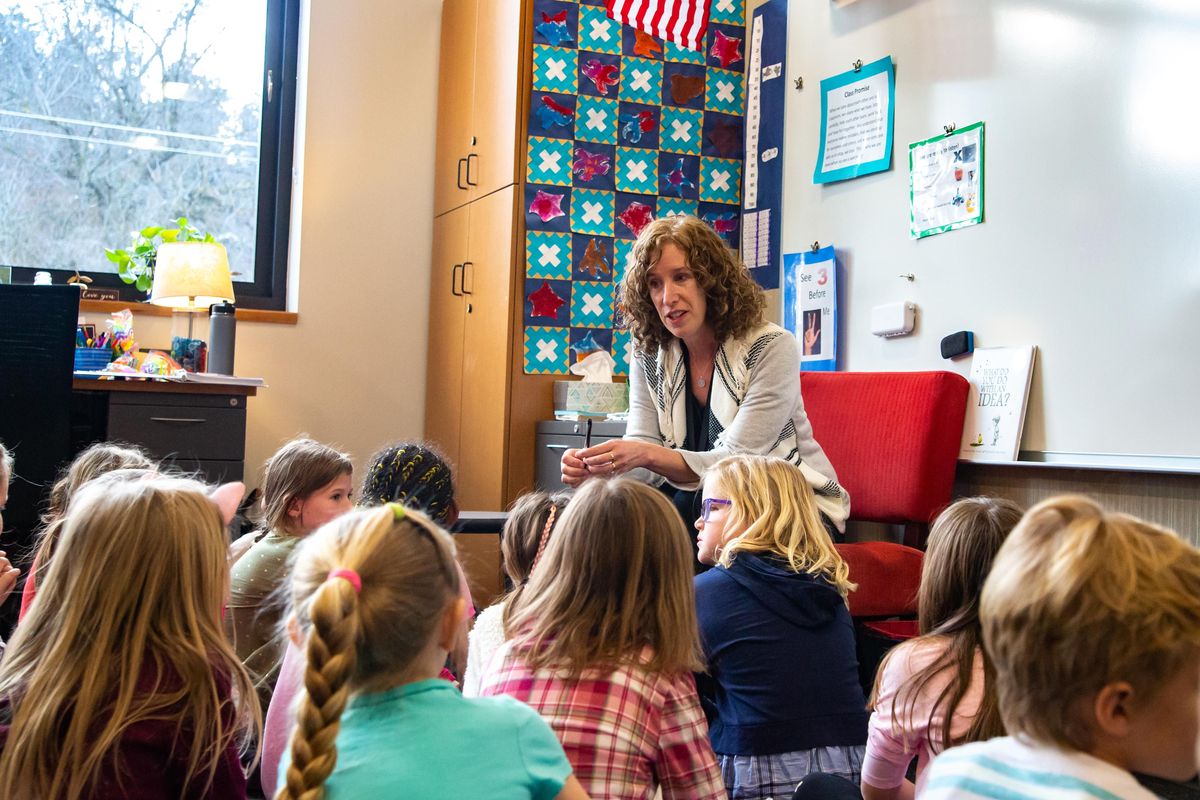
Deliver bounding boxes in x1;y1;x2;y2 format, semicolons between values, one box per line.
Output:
694;552;868;755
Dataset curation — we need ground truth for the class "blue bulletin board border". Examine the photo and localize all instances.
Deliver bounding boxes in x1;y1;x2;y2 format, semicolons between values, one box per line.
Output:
813;56;895;185
784;246;839;371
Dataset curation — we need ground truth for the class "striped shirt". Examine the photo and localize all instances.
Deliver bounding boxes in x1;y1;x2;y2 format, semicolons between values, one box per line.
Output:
477;642;725;800
923;736;1158;800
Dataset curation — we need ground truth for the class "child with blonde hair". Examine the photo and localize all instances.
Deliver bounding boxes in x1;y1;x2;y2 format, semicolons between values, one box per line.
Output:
230;437;353;703
0;474;259;799
462;490;570;696
861;496;1023;799
693;454;866;798
274;503;587;799
475;478;725;800
924;495;1200;799
19;441;153;618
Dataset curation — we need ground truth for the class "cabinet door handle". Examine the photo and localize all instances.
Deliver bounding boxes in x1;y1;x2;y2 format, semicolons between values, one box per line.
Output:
451;263;464;296
466;153;478;186
456;157;468;190
149;416;207;424
543;444;570;451
461;261;474;295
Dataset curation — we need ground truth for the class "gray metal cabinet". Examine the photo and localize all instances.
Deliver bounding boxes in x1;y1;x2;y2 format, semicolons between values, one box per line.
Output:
534;419;627;492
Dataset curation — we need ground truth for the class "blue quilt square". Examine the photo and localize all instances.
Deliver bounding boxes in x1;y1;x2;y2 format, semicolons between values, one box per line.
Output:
699;202;740;249
663;63;706;109
705;68;745;115
528;91;576;140
527;136;574;186
571;187;615;236
578;5;621;54
525;184;572;232
572;234;616;282
702;110;743;158
575;95;619;144
571;281;615;328
570;327;613;361
611;328;633;376
619;57;662;104
533;45;578;94
706;23;744;71
622;26;663;60
578;0;604;5
615;147;658;195
533;0;576;48
617;101;659;149
571;143;615;190
660;106;703;155
524;326;570;375
524;278;572;327
709;0;746;26
526;231;573;279
658;153;699;199
615;192;657;240
700;157;742;204
613;239;634;285
578;52;622;98
657;196;699;220
664;39;704;64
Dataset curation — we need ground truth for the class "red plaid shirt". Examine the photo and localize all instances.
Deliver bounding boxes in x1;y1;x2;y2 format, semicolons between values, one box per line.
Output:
478;644;725;800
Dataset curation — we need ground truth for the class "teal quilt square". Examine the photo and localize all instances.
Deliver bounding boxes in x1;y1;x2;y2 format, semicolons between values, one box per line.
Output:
611;329;632;376
526;137;574;186
524;326;570;374
657;197;699;220
615;147;658;194
613;239;633;285
578;5;621;54
526;231;572;279
664;40;705;64
709;0;745;26
700;157;742;204
660;106;703;155
619;57;662;104
571;281;615;328
575;95;619;144
571;188;615;236
705;68;745;114
533;45;578;94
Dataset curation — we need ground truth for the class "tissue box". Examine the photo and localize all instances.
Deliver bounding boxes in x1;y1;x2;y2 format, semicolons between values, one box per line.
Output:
555;380;629;415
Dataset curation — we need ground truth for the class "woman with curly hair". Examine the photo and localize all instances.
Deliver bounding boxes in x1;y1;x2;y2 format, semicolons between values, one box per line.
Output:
560;214;850;540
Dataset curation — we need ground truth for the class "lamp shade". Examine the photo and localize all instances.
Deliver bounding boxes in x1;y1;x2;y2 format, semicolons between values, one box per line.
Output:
149;242;235;310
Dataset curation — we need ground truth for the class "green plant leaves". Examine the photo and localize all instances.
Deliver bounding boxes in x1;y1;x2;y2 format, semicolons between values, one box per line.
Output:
106;219;220;289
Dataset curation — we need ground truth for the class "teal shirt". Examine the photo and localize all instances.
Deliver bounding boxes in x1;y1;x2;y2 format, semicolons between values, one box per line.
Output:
277;679;571;799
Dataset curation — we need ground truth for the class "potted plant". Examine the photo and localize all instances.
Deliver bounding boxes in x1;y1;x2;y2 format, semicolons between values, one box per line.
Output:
104;217;217;293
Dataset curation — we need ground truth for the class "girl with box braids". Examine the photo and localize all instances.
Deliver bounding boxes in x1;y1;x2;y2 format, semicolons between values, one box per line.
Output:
359;443;455;525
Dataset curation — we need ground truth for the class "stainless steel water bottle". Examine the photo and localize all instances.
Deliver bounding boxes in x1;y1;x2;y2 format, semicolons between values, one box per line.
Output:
208;302;237;375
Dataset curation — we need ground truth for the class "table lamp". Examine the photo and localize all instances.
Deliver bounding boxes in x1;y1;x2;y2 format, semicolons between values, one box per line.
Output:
150;242;235;341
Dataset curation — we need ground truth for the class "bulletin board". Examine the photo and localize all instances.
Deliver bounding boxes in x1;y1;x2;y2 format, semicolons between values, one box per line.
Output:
522;0;747;376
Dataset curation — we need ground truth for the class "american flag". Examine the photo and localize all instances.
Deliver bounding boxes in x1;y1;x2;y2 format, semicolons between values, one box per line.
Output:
606;0;712;52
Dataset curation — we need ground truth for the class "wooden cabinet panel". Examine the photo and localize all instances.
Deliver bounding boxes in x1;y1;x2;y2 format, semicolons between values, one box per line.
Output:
424;206;469;467
433;0;478;217
468;0;522;202
457;187;516;511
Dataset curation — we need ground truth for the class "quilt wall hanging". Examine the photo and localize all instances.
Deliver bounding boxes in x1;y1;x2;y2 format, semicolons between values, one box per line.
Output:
522;0;747;376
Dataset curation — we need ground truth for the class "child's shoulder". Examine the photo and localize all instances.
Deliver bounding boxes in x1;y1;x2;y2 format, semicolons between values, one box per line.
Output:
459;690;547;729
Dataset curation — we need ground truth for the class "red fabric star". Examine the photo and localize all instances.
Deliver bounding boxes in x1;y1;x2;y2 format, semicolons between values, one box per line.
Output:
710;29;742;69
528;280;567;318
529;190;566;222
618;202;655;237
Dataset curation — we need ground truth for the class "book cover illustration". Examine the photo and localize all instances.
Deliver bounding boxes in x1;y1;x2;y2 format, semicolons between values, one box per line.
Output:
960;345;1037;462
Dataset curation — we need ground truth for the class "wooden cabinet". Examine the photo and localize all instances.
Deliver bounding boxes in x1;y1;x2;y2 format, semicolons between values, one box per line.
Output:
424;205;470;471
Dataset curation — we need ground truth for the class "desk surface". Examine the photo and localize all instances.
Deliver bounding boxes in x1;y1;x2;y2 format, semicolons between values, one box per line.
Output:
73;377;258;397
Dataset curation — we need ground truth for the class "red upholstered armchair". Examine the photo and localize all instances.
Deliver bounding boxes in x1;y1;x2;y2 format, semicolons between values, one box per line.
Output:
800;371;969;663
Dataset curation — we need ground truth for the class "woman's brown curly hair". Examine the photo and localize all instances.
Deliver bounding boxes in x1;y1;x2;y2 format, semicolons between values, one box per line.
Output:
617;215;765;354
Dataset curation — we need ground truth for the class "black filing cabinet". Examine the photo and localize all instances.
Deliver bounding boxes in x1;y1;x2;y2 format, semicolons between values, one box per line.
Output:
535;419;627;492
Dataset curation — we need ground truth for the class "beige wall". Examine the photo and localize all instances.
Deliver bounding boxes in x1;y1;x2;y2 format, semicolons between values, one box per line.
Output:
83;0;442;485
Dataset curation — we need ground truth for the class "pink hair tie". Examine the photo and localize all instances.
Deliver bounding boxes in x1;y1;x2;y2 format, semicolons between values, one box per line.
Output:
327;568;362;594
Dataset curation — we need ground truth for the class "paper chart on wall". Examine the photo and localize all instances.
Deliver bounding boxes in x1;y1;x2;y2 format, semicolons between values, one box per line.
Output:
783;245;838;372
909;121;985;239
813;56;895;184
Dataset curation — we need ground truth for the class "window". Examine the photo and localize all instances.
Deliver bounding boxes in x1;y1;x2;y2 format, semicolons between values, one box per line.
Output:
0;0;299;310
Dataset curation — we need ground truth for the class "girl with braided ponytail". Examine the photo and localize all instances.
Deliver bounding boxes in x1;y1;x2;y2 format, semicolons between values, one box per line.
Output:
274;504;588;799
462;491;569;696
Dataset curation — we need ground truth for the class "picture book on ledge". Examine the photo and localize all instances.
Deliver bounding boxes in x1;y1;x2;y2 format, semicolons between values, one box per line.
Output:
960;345;1037;462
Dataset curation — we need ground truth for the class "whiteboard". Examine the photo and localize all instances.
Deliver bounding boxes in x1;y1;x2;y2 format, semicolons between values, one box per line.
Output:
781;0;1200;462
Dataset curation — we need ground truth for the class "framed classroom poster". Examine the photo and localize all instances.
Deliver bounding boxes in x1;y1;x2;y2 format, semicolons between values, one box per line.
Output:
783;245;838;371
813;56;895;184
909;121;985;239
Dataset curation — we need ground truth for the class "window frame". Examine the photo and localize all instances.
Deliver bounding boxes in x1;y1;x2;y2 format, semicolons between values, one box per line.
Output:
8;0;300;312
